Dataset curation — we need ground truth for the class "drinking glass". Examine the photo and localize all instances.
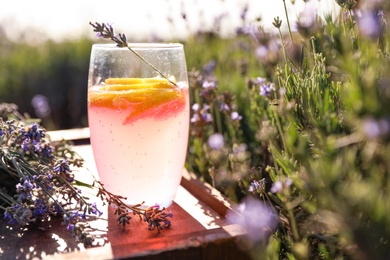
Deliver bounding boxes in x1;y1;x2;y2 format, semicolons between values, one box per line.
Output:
87;43;189;208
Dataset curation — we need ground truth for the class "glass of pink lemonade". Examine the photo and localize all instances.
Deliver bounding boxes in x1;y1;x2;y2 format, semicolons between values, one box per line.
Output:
87;43;189;208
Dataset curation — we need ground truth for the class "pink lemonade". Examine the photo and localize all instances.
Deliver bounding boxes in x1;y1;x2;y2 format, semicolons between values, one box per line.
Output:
88;78;189;208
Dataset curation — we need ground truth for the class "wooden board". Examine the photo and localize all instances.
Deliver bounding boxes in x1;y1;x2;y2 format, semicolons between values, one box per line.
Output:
0;129;249;259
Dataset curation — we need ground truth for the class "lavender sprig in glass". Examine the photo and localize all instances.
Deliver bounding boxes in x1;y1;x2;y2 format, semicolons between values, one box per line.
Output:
89;22;177;86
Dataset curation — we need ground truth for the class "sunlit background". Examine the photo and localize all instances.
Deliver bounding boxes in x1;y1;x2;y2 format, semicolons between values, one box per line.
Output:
0;0;339;42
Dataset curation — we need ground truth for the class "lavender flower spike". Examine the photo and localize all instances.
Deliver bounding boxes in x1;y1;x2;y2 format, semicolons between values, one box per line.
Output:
226;197;278;243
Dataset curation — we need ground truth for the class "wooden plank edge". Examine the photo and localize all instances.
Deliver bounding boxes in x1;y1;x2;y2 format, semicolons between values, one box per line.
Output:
180;169;238;218
47;127;90;143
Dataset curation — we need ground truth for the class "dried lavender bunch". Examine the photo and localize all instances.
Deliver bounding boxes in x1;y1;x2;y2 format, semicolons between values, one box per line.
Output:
89;22;176;86
0;103;102;245
96;181;172;233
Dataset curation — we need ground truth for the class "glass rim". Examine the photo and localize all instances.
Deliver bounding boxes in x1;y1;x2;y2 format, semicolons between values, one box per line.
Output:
92;43;183;50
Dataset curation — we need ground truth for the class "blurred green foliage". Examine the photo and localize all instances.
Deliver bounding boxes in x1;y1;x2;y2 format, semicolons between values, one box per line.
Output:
185;1;390;259
0;37;92;130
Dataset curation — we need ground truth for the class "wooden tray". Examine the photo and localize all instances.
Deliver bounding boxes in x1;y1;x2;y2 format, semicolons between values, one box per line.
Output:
0;129;248;259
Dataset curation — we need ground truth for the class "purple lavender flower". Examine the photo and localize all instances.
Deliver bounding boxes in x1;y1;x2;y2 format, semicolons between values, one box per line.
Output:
117;213;132;227
21;138;41;153
200;78;218;100
363;117;390;138
208;133;225;150
4;204;26;224
202;80;217;89
296;6;317;30
219;92;236;114
271;178;293;193
203;60;217;76
16;178;34;192
67;223;75;231
147;219;161;230
285;178;293;187
54;159;74;182
151;203;160;210
91;22;115;39
64;211;80;222
270;181;283;193
260;83;275;97
21;123;45;143
236;24;260;43
220;103;230;112
191;104;213;124
230;111;243;121
31;94;51;118
227;197;278;243
33;199;48;218
191;103;200;112
40;143;54;159
16;177;35;201
21;139;31;152
255;77;266;85
248;179;266;193
163;219;171;227
253;77;275;97
5;204;33;226
255;45;269;60
190;113;201;124
4;209;17;224
358;10;384;39
54;159;71;173
240;5;248;21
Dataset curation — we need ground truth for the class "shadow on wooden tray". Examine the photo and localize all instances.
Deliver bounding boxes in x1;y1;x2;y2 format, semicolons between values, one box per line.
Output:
0;203;250;260
0;215;81;259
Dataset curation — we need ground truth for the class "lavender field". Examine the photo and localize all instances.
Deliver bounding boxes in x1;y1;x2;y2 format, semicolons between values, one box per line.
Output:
1;1;390;259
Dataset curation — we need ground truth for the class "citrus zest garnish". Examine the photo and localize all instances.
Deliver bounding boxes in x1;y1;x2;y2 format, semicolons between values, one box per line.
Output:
102;78;175;91
88;77;186;124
